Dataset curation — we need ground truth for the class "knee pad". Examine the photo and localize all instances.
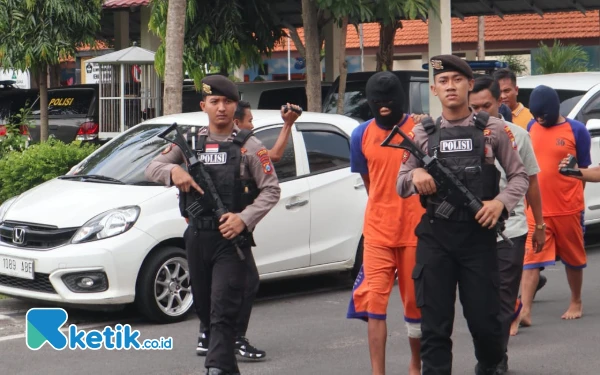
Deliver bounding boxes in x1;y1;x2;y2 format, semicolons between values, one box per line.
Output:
406;322;422;338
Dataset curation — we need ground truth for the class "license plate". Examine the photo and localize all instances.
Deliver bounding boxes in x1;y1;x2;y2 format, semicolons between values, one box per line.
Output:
0;255;34;280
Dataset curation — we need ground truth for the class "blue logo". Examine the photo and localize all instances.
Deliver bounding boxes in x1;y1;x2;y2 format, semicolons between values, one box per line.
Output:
294;57;306;70
26;308;173;350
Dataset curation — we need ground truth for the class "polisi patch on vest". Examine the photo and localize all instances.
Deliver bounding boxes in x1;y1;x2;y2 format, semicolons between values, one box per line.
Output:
439;139;473;152
197;151;228;164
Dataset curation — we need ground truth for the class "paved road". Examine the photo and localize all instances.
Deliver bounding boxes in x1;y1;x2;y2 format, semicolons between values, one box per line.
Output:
2;242;600;374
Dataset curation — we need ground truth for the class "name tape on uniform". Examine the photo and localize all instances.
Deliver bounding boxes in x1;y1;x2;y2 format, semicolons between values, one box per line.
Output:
439;139;473;152
198;152;227;164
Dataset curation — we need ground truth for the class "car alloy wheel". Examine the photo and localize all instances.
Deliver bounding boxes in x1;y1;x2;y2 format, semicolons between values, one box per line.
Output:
153;256;193;317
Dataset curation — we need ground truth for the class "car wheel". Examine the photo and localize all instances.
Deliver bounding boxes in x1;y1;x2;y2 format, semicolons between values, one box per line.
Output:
135;246;194;324
350;237;364;280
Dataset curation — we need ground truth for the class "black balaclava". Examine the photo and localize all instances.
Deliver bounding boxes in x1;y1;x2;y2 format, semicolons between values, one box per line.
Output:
365;71;406;129
529;85;561;127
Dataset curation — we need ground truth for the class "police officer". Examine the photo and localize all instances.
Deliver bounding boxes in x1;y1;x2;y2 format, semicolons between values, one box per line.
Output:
396;55;529;375
145;75;281;375
197;100;301;360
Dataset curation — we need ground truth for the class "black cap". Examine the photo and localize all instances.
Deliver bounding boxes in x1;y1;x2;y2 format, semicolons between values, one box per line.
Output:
430;55;473;79
201;75;239;101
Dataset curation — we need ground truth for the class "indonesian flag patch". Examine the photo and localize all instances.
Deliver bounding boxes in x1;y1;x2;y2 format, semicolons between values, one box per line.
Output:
205;144;219;153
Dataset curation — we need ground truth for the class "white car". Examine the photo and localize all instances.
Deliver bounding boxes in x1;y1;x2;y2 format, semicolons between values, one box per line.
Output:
517;73;600;226
0;111;367;323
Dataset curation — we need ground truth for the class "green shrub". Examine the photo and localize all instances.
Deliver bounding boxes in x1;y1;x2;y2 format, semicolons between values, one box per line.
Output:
0;139;99;204
0;103;35;159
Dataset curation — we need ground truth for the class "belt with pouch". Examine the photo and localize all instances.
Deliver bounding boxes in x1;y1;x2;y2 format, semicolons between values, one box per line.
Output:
190;217;257;247
426;205;472;222
190;217;220;230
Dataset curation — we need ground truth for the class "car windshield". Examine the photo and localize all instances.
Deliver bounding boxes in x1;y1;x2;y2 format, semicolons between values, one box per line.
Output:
0;91;38;121
322;81;371;120
31;89;95;116
67;123;195;185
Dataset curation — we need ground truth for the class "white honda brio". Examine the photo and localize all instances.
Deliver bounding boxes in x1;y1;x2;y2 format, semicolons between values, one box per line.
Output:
0;111;367;323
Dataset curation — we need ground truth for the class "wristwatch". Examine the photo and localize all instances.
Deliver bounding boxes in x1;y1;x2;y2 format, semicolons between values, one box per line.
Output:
535;223;546;230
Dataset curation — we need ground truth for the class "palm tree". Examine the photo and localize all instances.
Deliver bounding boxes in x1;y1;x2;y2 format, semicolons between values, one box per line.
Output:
533;40;589;75
0;0;104;142
163;0;187;115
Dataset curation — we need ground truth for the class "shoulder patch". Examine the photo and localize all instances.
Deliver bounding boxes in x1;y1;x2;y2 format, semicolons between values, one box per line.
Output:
262;162;274;174
504;125;518;150
402;150;410;164
256;147;274;174
483;129;491;137
161;144;173;154
401;131;415;163
241;147;247;155
256;148;269;158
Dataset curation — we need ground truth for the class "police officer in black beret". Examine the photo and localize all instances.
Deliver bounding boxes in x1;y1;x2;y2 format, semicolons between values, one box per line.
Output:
146;74;281;375
397;55;529;375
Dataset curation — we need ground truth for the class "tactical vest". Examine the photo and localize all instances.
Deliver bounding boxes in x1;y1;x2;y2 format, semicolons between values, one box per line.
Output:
179;129;259;228
422;112;500;221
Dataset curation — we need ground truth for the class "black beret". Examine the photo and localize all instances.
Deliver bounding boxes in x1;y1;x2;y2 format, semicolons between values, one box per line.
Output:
201;75;239;101
430;55;473;79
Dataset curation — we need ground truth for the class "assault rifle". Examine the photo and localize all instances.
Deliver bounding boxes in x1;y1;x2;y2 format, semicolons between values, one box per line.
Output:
158;123;246;260
381;125;513;246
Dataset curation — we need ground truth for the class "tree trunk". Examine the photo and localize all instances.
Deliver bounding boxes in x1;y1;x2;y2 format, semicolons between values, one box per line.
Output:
302;0;321;112
38;65;49;142
376;22;400;72
163;0;186;116
477;16;485;61
336;17;348;115
49;63;61;87
284;23;306;59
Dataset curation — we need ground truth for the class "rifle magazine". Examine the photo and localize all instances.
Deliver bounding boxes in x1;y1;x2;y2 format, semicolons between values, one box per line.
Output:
435;200;455;219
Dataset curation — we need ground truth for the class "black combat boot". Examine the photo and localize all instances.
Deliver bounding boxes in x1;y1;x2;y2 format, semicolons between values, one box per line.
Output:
475;362;503;375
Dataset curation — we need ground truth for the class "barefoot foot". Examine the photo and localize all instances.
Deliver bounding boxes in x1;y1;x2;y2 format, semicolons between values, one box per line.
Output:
510;316;521;336
562;301;583;320
519;310;532;327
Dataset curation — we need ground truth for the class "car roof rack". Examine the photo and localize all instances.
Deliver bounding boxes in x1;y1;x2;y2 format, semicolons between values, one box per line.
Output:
0;80;17;89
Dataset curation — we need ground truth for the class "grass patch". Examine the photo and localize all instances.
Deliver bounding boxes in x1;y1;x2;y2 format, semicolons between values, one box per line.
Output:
0;294;8;300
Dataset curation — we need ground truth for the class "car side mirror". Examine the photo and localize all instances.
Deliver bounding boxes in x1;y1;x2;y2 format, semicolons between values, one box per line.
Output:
587;119;600;131
587;119;600;137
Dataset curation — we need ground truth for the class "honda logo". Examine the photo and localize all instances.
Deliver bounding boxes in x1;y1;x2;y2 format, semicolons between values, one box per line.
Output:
12;227;26;245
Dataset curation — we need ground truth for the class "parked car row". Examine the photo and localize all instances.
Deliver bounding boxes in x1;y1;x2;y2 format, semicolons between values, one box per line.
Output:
2;79;334;145
0;111;367;323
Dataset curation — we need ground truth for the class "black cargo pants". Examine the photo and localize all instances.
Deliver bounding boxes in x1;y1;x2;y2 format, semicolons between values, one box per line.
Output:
413;215;504;375
497;233;527;352
185;226;250;374
200;249;260;338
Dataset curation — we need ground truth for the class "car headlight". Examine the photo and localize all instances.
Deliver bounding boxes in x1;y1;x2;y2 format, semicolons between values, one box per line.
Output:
0;196;18;223
71;206;141;244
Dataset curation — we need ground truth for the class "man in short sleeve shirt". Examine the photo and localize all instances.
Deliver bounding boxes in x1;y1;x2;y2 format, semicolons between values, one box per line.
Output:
347;71;423;375
521;85;591;326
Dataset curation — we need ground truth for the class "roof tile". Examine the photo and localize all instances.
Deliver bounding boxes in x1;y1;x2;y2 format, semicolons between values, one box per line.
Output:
274;10;600;51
